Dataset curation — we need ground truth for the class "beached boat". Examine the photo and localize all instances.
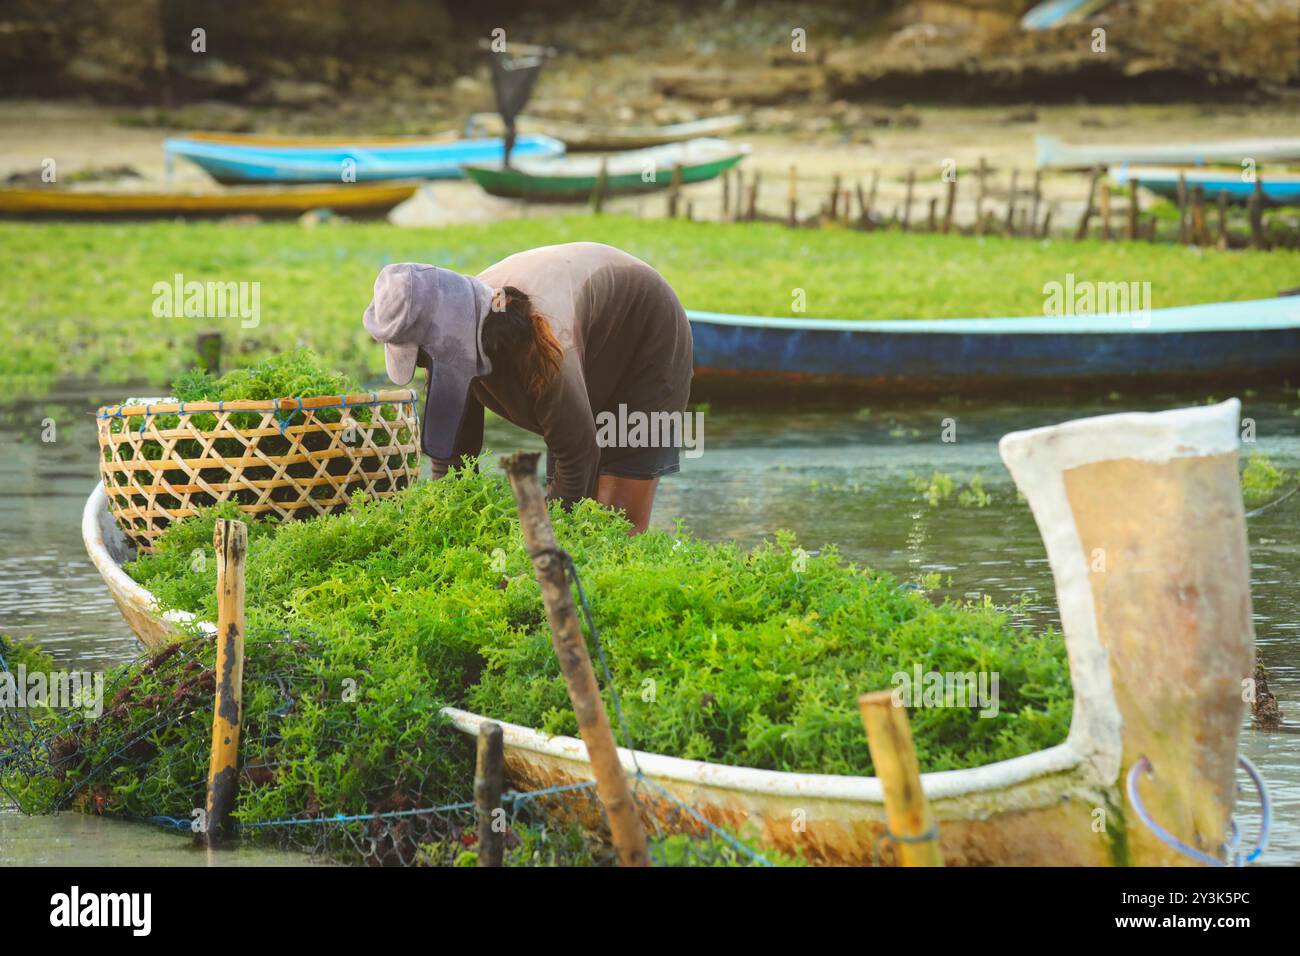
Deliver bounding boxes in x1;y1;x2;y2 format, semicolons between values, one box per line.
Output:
687;296;1300;390
463;112;746;151
1036;134;1300;170
0;181;419;220
461;138;748;201
164;135;566;185
83;400;1260;865
1109;166;1300;206
1020;0;1115;30
165;130;460;148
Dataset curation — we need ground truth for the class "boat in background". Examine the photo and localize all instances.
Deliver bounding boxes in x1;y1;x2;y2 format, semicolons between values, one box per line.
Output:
464;112;745;151
165;134;566;185
688;297;1300;390
1036;134;1300;170
167;129;460;148
461;138;747;201
0;181;420;219
1109;166;1300;206
1020;0;1115;30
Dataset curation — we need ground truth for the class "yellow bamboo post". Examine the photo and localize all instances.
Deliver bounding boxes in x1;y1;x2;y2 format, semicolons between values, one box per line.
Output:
500;452;650;867
475;721;505;867
201;518;247;848
858;690;943;867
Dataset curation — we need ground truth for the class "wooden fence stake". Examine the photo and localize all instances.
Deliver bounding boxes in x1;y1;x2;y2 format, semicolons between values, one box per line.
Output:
864;170;879;226
1127;178;1140;240
974;156;988;225
787;165;797;227
500;452;650;867
1099;179;1111;240
1191;185;1208;245
667;163;682;219
1040;206;1053;238
1176;171;1188;243
201;518;247;848
927;196;937;232
1248;179;1265;249
1029;169;1042;235
746;170;761;221
475;721;505;867
1075;166;1101;240
859;691;943;867
1216;191;1229;249
1004;168;1019;236
942;175;956;234
721;170;731;222
828;173;841;221
733;171;744;220
901;168;915;231
590;158;608;214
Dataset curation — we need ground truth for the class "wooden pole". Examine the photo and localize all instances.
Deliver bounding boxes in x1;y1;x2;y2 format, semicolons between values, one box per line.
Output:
499;452;650;867
590;158;608;214
1040;206;1053;239
1176;171;1188;244
745;169;761;221
787;165;797;227
901;168;915;231
864;170;879;226
974;156;988;226
475;721;505;867
1029;169;1042;236
1099;179;1111;240
201;518;247;848
1127;178;1140;241
721;170;730;223
828;173;841;221
1190;185;1207;245
1004;168;1019;236
927;196;937;232
1248;179;1265;250
1216;190;1229;250
942;174;956;234
1075;166;1101;240
733;171;744;220
667;163;682;219
859;691;943;867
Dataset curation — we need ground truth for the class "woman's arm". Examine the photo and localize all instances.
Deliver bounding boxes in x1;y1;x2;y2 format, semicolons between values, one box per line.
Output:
428;392;485;479
535;362;600;505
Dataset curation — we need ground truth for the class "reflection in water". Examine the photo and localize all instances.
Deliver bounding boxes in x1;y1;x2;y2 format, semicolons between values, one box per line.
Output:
1;384;1296;864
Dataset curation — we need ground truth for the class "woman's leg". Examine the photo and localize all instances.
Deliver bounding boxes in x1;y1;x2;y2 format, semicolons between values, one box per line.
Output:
596;474;660;535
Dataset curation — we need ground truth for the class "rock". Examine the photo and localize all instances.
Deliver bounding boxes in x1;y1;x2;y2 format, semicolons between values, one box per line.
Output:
252;79;335;107
171;56;251;91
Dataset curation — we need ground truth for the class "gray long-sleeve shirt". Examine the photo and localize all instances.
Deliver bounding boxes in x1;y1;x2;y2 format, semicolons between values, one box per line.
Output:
429;242;693;503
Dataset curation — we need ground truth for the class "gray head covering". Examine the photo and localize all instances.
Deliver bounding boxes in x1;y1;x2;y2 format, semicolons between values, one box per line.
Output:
363;263;495;460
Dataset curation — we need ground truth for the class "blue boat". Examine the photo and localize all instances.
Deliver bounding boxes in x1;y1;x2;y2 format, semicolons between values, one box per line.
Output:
1110;166;1300;207
687;297;1300;390
164;135;567;185
1020;0;1114;30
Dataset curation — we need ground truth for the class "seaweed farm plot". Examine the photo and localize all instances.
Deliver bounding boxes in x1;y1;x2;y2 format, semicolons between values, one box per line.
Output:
3;466;1072;866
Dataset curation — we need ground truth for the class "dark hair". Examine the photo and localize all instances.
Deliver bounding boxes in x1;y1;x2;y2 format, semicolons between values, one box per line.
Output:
480;286;563;398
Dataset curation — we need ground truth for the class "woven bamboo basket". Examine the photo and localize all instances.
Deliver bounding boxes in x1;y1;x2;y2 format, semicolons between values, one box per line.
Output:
96;390;420;551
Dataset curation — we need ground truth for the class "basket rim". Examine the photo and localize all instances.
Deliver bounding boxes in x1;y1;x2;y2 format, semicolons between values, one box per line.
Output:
97;389;418;418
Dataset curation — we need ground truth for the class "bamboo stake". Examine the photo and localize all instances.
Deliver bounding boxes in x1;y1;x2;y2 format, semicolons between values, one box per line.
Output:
864;170;879;226
974;156;988;226
667;163;682;219
859;691;943;867
829;173;841;221
1176;172;1188;244
1004;168;1019;236
942;174;956;234
901;168;915;231
733;170;744;220
500;452;650;867
1075;167;1101;240
1127;178;1140;241
1099;179;1111;240
787;165;797;227
1029;169;1042;235
927;196;937;232
1216;190;1229;249
590;158;608;214
1040;207;1053;238
745;170;761;221
721;170;731;222
841;189;851;225
475;721;505;867
1248;179;1265;249
202;518;247;848
1190;185;1207;245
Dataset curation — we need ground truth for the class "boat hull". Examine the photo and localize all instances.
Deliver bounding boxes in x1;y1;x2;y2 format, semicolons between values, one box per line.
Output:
687;297;1300;390
0;182;419;219
1110;167;1300;206
165;135;566;184
1036;134;1300;169
463;155;745;201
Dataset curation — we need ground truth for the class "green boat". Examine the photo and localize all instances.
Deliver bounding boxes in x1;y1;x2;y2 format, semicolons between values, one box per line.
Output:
461;138;748;201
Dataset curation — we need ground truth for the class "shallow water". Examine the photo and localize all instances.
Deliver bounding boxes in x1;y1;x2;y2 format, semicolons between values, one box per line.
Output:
1;382;1296;865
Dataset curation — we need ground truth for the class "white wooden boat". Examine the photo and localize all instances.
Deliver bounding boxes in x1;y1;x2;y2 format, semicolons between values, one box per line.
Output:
84;401;1256;865
1036;134;1300;170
